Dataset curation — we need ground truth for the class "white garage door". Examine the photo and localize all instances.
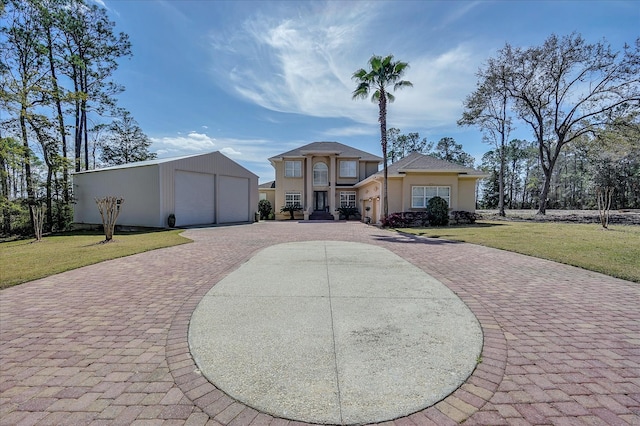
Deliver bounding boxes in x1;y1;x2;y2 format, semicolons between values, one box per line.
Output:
174;171;215;226
218;176;249;223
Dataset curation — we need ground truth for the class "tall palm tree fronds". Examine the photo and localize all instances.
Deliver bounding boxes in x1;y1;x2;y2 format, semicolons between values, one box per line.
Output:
352;54;412;219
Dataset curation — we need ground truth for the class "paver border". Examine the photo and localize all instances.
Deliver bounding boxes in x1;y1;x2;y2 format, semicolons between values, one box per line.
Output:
165;240;508;426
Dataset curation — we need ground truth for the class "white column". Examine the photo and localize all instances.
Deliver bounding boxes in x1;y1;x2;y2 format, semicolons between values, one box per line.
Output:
330;156;338;220
305;156;313;220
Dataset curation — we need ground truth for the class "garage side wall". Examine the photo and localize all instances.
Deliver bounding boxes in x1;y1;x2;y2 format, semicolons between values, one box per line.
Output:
73;166;161;227
457;178;479;211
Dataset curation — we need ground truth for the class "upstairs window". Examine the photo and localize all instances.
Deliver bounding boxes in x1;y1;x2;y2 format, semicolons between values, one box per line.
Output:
340;160;357;178
284;161;301;178
313;162;328;186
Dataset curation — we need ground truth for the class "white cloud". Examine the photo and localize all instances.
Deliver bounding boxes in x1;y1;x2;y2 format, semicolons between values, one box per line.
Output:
210;2;381;121
149;132;289;182
436;1;484;30
151;131;217;153
208;1;483;133
220;147;242;156
322;126;377;138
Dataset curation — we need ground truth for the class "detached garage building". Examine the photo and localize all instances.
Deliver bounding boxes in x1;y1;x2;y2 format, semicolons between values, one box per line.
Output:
73;151;259;228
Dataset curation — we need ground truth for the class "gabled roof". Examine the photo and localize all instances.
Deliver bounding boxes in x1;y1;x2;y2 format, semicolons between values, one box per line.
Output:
73;153;202;174
354;152;486;188
259;180;276;189
383;152;485;176
269;141;382;162
72;151;258;178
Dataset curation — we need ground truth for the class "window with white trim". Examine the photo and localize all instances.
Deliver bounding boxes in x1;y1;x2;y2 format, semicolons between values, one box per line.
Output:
340;191;357;208
313;162;328;186
339;160;357;178
284;160;301;177
412;186;450;208
285;192;301;208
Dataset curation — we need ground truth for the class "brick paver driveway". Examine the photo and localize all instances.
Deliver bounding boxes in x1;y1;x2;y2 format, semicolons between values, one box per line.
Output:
1;222;638;426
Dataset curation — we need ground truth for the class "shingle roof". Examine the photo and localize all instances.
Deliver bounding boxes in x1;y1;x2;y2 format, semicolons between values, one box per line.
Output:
379;152;485;176
259;180;276;189
269;141;382;162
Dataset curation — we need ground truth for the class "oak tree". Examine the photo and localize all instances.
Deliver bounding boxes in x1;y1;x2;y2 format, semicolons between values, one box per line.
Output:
485;33;640;214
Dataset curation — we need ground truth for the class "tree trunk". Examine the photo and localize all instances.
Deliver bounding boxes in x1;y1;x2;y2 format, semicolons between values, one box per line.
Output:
96;196;124;241
80;99;87;171
509;158;517;209
31;204;45;241
537;164;553;215
596;186;614;229
0;151;10;234
45;159;53;232
379;90;389;219
537;155;558;215
72;64;82;172
498;142;506;217
82;71;89;170
45;26;70;204
19;106;35;227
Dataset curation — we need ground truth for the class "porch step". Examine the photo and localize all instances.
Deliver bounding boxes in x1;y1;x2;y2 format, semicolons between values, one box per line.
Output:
309;211;334;220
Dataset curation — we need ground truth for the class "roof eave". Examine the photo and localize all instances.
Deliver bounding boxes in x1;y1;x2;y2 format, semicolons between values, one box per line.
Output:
353;174;385;188
459;173;490;178
299;150;344;156
398;168;469;173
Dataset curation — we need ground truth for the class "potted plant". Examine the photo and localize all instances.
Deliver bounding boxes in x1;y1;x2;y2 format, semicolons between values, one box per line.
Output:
258;199;272;220
167;213;176;228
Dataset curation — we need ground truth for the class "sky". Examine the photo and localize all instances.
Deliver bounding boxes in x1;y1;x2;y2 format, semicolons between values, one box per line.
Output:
97;0;639;183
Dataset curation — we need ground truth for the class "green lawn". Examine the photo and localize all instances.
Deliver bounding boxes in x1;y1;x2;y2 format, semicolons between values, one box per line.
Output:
397;221;640;283
0;230;191;289
2;222;638;289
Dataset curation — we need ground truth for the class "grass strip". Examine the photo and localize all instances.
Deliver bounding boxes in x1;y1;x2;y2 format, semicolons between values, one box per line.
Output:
397;221;640;283
0;230;191;289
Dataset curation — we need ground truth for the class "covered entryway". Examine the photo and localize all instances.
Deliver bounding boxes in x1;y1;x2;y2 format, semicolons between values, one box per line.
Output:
175;171;215;226
314;191;328;212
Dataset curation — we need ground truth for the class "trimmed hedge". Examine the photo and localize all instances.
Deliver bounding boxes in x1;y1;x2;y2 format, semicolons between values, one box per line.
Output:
381;209;482;228
451;210;482;224
427;197;449;226
381;211;429;227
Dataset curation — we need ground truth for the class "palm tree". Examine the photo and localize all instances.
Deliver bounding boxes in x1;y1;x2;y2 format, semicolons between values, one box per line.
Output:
352;54;412;219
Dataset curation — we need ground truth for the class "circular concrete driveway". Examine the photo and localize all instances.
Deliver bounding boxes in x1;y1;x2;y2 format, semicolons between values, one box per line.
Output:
189;241;482;425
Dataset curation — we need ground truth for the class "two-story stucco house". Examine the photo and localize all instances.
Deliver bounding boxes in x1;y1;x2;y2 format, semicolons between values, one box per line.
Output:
267;142;382;220
263;141;486;223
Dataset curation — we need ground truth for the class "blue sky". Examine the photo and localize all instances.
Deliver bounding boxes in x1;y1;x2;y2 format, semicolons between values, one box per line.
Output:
99;0;639;183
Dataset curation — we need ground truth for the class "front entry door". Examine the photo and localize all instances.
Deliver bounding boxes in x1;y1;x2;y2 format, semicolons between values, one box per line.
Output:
314;191;328;211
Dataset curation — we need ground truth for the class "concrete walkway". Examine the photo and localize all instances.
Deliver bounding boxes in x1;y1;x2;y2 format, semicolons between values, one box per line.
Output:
1;222;639;426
